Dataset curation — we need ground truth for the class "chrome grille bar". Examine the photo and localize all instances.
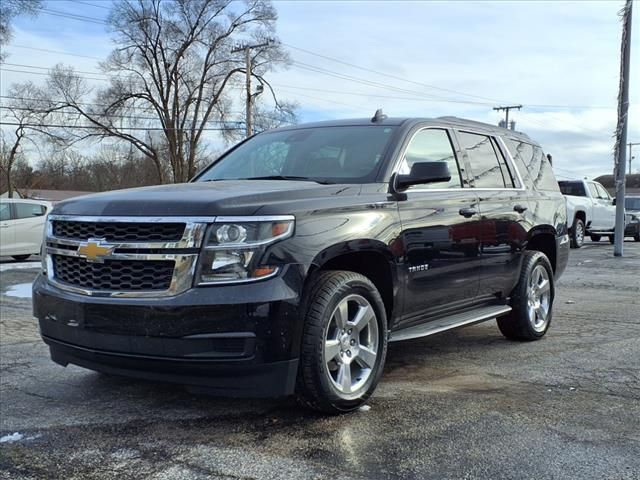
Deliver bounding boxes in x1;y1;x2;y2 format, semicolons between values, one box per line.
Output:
45;215;213;298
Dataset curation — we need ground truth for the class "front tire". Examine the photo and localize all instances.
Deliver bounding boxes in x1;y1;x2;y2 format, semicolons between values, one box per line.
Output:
590;234;601;242
497;251;554;341
570;218;585;248
296;271;388;414
608;235;615;244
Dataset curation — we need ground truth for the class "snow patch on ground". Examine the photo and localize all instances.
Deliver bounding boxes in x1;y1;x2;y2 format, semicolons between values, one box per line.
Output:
0;261;41;272
4;283;33;299
0;432;24;443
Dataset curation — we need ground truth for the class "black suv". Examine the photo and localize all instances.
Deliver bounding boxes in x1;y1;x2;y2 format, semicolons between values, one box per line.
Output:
33;115;569;413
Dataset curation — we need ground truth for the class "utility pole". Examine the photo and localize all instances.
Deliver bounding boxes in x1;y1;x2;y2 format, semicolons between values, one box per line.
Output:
232;41;270;137
629;142;639;173
613;0;633;257
494;105;522;129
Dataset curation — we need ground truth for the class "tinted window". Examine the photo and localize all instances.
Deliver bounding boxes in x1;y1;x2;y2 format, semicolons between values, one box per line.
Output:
505;138;559;191
458;132;506;188
559;181;587;196
198;126;396;183
14;203;46;219
0;203;11;221
399;128;462;188
595;184;611;200
625;198;640;210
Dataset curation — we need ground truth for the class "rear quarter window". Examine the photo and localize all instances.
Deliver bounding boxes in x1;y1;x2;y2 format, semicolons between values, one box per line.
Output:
504;138;559;192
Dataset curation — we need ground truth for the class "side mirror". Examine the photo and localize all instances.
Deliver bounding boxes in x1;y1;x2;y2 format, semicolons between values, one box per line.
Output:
612;198;617;206
396;161;451;190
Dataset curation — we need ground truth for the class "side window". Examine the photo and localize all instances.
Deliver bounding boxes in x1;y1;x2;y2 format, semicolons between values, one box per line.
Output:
0;203;11;221
457;131;506;188
14;203;46;219
398;128;462;189
587;183;600;198
491;138;517;188
595;184;611;200
504;138;560;191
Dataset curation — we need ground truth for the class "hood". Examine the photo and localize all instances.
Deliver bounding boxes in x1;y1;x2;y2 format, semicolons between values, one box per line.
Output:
51;180;361;217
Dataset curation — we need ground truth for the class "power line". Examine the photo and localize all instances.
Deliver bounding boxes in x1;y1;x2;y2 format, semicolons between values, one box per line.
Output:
0;105;246;125
8;45;103;60
2;62;108;77
0;121;243;131
71;0;111;10
4;10;623;136
283;42;503;104
40;8;108;25
0;67;108;82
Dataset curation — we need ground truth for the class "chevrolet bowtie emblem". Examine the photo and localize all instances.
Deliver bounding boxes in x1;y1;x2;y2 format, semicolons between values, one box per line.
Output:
77;239;114;263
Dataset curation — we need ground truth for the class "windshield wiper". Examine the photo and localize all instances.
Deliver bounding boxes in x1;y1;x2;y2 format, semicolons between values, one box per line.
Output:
241;175;335;185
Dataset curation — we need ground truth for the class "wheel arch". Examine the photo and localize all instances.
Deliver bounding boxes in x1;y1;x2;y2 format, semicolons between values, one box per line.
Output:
307;240;397;320
526;227;558;272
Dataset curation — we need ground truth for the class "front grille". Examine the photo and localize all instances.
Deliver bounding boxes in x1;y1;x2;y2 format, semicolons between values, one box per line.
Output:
52;221;185;242
52;255;174;291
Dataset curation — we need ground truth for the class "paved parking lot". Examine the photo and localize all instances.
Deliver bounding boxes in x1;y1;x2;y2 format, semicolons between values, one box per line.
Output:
1;243;639;480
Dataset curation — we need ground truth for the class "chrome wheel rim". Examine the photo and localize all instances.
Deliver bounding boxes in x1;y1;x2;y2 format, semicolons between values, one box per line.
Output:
323;294;379;396
575;222;585;245
527;265;551;332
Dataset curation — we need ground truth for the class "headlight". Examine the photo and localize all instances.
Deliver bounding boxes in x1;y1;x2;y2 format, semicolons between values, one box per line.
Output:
195;216;294;285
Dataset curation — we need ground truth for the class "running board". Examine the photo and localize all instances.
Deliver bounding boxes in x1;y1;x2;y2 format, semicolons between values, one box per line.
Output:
389;305;512;342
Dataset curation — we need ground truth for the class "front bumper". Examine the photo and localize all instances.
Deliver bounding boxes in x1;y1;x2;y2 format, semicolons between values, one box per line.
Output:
624;222;640;237
33;265;306;397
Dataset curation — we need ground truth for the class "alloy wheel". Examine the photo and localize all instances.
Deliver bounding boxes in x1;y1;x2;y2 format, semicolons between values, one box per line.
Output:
527;265;551;332
323;294;379;396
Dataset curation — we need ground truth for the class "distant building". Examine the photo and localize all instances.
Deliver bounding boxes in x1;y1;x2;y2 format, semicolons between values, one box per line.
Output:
594;174;640;196
0;189;92;203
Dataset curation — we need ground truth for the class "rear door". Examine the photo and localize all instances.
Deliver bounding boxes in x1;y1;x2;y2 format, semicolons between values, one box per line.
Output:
455;131;529;301
11;202;48;254
0;202;15;255
396;127;481;327
593;183;615;230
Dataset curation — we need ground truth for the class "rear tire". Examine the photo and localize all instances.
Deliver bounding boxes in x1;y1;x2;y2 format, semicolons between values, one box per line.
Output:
498;251;554;341
296;271;388;414
11;255;30;261
590;234;601;242
570;218;585;248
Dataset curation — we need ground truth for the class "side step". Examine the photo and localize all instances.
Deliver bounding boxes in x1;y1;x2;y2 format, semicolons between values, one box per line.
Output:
389;305;512;342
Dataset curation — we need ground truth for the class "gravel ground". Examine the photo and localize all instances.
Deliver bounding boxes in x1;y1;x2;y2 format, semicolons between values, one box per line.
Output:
1;243;639;480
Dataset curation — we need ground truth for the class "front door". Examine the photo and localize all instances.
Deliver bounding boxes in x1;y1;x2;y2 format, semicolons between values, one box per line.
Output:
397;127;481;327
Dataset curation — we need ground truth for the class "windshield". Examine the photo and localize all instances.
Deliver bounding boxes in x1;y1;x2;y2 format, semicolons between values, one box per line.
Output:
196;126;396;184
558;181;586;196
625;197;640;210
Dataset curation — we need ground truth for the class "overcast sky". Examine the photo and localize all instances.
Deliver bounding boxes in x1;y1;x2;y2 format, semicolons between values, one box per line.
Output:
1;0;639;180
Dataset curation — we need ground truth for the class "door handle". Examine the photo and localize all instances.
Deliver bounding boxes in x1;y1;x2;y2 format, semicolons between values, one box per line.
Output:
513;204;528;213
459;208;477;218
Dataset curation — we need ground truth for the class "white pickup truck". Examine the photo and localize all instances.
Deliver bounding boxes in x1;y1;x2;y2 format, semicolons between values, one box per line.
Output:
558;180;617;248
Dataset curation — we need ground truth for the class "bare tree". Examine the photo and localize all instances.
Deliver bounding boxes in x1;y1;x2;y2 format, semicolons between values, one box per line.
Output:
0;82;64;197
47;0;294;184
0;0;42;61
